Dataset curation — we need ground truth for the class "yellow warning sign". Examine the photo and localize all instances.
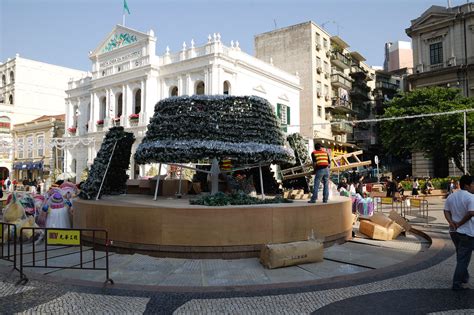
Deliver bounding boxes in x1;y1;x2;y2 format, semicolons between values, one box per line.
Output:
411;199;421;207
381;197;393;204
47;229;81;245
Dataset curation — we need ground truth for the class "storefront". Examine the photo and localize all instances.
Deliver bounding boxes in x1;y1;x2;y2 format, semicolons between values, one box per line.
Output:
13;160;43;181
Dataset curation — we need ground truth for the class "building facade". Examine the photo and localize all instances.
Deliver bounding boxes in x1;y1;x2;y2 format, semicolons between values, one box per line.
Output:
384;41;414;72
65;25;301;180
11;115;65;186
406;3;474;177
406;3;474;97
254;21;375;158
0;55;85;181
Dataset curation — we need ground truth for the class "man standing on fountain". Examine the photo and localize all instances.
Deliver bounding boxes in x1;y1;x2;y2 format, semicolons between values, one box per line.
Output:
308;143;331;204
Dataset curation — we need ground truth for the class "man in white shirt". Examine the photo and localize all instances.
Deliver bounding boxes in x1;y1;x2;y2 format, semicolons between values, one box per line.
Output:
444;175;474;290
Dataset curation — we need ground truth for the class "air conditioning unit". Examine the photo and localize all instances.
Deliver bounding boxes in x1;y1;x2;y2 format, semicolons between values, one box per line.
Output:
325;95;330;101
324;73;329;79
317;67;322;74
326;51;331;58
316;44;321;51
317;92;322;98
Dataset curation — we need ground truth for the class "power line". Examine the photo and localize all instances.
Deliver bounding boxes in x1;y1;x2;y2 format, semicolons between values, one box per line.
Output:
289;108;474;127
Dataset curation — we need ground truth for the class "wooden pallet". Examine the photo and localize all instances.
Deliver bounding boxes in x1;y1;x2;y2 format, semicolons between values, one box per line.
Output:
281;150;371;180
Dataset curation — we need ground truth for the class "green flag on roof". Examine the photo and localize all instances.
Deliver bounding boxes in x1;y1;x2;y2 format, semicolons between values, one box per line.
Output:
123;0;130;14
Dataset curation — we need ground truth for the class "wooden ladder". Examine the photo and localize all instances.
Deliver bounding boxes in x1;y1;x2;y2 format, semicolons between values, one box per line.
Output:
280;150;372;180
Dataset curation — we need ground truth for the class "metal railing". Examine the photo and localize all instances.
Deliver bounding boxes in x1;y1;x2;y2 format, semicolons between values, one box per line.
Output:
18;227;113;285
0;222;18;271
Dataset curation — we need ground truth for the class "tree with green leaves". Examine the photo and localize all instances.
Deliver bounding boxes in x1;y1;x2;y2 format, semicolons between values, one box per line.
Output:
380;87;474;174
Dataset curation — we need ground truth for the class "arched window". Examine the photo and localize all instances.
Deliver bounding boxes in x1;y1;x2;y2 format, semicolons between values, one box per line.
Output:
9;71;14;83
1;75;5;86
223;81;231;95
134;89;141;114
116;93;123;117
170;86;178;96
8;94;13;104
99;97;106;120
195;81;205;95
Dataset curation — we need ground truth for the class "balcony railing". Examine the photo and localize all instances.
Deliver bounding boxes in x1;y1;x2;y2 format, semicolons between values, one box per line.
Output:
331;120;353;134
331;72;352;90
331;96;352;111
330;51;351;69
350;65;374;81
375;81;399;91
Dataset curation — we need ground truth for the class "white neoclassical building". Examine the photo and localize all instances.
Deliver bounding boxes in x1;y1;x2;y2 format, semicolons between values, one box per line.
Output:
65;25;301;180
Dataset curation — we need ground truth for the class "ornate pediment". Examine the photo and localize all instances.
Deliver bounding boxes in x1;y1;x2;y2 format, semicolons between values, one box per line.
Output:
278;93;289;101
411;11;455;30
91;25;149;56
253;85;266;94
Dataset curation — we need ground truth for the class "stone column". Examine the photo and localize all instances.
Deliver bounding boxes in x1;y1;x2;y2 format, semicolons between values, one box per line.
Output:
141;80;147;125
178;76;183;96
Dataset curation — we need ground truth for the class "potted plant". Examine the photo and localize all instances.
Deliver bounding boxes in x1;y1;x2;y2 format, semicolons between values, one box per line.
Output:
67;127;77;134
113;116;121;126
129;113;139;126
129;113;139;120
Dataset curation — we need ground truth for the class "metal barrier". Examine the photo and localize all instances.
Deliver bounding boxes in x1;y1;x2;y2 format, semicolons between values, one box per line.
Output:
18;227;113;285
405;198;429;224
0;221;18;271
376;197;404;216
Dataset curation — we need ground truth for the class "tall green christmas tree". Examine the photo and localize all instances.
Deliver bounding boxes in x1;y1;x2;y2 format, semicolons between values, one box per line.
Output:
134;95;294;165
79;127;135;200
134;95;295;195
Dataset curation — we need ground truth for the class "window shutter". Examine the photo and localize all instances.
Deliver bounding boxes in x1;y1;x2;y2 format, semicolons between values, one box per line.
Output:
277;103;281;119
286;106;290;125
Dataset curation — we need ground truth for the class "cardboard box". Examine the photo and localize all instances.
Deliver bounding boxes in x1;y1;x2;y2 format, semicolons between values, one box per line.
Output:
359;219;404;240
162;179;190;196
388;210;412;232
369;212;394;228
260;240;324;269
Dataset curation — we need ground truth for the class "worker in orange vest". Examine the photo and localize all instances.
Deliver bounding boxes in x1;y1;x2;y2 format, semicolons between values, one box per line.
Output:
308;143;331;203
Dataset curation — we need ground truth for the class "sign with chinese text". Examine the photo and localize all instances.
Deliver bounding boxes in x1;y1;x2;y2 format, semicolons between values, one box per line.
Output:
47;229;81;245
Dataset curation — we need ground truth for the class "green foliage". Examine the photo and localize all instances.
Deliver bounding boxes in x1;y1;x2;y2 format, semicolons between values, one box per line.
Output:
189;191;292;206
400;177;459;191
380;87;474;173
79;127;135;200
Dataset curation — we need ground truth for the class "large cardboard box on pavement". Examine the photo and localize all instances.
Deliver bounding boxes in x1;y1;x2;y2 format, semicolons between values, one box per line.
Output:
260;240;324;269
359;212;405;241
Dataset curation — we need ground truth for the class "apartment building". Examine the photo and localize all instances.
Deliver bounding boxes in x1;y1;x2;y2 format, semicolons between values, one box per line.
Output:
384;41;414;73
255;21;375;158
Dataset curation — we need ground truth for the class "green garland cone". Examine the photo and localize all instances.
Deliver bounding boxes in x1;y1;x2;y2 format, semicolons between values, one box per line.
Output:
134;95;295;165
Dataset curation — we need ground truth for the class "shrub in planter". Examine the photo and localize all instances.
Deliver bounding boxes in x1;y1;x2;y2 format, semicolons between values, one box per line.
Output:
189;191;292;206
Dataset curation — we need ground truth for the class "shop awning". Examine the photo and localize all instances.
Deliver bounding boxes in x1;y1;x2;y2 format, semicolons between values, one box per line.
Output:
31;161;44;169
13;161;33;170
13;160;43;170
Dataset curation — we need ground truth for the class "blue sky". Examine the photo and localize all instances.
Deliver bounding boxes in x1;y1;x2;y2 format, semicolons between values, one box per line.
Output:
0;0;467;71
